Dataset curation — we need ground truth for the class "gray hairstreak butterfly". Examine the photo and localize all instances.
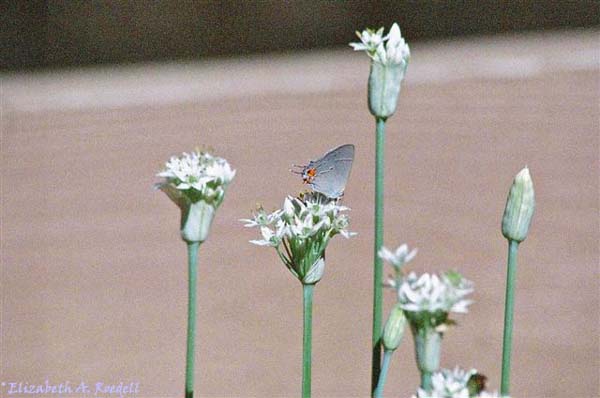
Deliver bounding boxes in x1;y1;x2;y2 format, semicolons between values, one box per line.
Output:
291;144;355;199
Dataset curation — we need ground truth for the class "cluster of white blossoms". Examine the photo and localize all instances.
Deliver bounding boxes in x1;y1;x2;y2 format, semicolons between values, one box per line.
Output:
157;151;235;204
157;150;235;243
243;193;355;284
350;22;410;66
379;244;418;270
412;367;500;398
243;195;355;246
398;271;474;315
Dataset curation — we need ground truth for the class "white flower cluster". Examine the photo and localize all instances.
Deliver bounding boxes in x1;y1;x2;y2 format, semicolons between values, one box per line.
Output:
157;151;235;203
350;23;410;66
379;244;418;270
243;195;355;247
398;271;474;314
412;367;499;398
243;194;355;283
413;367;475;398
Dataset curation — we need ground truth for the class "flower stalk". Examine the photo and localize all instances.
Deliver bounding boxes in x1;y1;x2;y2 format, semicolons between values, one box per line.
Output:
350;24;410;394
185;241;200;398
374;304;407;398
302;284;314;398
372;116;386;391
500;167;534;396
156;150;235;398
373;349;393;398
244;193;354;397
500;239;519;396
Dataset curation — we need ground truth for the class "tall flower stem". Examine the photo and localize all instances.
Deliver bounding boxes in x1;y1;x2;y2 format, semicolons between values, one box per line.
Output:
501;239;519;396
185;241;200;398
374;350;393;398
420;372;432;392
371;117;386;393
302;284;315;398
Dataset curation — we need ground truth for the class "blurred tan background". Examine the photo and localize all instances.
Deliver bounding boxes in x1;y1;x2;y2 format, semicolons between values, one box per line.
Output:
2;2;599;398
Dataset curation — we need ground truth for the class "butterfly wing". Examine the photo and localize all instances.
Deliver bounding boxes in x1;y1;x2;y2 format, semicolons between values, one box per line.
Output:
310;144;355;198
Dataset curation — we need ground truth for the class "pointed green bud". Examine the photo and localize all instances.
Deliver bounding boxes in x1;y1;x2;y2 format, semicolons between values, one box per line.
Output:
382;304;407;351
502;167;535;243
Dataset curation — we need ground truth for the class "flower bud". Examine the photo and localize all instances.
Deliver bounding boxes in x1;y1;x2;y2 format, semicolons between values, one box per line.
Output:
382;304;407;351
502;167;535;242
157;150;234;244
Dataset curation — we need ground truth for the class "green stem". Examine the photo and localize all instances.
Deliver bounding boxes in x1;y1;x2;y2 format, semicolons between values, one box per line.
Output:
302;284;314;398
371;117;386;394
374;350;393;398
185;242;200;398
420;371;432;392
501;239;519;396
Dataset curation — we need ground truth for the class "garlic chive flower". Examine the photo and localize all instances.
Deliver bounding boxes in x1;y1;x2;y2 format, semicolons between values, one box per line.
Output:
156;150;235;243
350;23;410;66
240;206;282;228
412;367;500;398
397;271;474;388
350;22;410;118
244;193;355;285
379;244;417;269
349;27;385;53
412;367;476;398
398;271;474;321
380;243;418;288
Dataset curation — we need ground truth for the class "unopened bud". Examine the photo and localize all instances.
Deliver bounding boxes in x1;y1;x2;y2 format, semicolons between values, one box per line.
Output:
502;167;535;242
382;304;407;351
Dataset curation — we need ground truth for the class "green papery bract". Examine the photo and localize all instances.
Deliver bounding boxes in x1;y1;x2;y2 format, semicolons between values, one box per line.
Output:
158;182;223;243
368;61;408;119
180;199;216;243
302;257;325;285
411;324;443;375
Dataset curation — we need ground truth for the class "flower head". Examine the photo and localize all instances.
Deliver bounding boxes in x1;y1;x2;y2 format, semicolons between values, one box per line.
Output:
412;367;477;398
244;192;355;284
351;23;410;118
398;271;473;324
157;150;235;206
156;150;235;243
350;23;410;66
240;206;281;228
379;243;417;270
349;27;385;53
412;367;500;398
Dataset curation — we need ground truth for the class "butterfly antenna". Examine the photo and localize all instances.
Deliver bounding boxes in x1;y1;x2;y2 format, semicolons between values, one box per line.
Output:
290;164;305;175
